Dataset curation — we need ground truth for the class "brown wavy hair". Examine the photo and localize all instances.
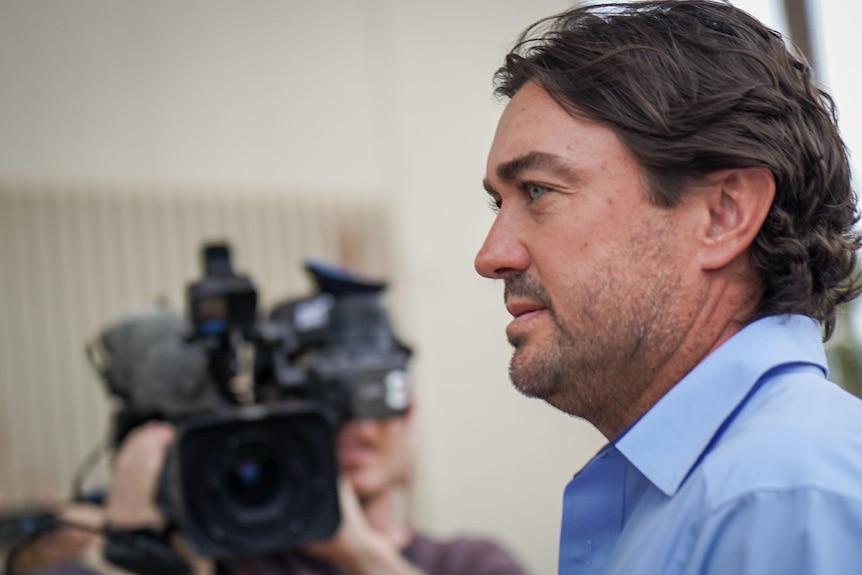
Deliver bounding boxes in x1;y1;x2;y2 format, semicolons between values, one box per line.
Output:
494;0;860;339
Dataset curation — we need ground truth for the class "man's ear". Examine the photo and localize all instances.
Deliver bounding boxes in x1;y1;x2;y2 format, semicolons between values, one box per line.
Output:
698;166;775;271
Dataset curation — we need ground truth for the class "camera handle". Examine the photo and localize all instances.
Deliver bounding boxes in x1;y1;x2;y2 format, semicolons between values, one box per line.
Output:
103;526;190;575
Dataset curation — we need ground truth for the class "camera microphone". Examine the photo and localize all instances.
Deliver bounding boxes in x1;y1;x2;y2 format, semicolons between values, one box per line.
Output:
88;305;227;441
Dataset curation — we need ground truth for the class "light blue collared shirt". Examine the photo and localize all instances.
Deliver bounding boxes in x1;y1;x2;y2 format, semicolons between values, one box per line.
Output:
559;315;862;574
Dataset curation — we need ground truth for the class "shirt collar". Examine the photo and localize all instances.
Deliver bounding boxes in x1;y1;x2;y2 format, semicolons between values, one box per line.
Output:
614;314;827;496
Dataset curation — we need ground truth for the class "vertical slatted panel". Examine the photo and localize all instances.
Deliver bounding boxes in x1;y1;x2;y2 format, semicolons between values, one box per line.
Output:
0;186;391;506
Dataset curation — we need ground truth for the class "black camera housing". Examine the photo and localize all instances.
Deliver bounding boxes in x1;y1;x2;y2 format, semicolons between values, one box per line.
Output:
167;403;339;558
92;242;412;561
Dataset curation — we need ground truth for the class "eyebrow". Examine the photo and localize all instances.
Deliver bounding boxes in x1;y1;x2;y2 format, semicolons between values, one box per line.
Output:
483;151;582;194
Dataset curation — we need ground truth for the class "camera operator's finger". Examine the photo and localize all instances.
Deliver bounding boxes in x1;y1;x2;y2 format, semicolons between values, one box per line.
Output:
171;532;215;575
106;421;175;529
303;477;421;575
303;477;370;560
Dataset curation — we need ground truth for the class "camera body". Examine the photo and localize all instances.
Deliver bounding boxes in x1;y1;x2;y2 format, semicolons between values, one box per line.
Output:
166;403;339;557
92;243;412;559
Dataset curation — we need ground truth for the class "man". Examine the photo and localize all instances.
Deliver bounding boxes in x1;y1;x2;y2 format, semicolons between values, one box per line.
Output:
475;1;862;573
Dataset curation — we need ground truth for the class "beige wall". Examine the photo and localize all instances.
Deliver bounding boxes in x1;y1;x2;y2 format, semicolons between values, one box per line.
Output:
0;2;598;574
4;1;856;574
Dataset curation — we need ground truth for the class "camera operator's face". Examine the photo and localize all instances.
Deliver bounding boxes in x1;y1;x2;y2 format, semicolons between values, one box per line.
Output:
336;410;412;501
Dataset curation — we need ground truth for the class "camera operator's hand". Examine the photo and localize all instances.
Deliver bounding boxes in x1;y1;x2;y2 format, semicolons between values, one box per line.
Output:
106;421;175;530
105;421;214;575
302;477;423;575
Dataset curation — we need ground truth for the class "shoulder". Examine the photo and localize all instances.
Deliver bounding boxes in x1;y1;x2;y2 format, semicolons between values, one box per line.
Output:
408;532;528;575
632;369;862;573
682;489;862;574
678;374;862;573
690;369;862;514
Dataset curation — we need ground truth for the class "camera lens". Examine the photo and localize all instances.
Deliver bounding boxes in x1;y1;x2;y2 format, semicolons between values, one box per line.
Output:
224;443;282;509
177;407;341;555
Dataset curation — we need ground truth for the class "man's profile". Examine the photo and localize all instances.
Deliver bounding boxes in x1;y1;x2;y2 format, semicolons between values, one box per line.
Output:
476;1;862;573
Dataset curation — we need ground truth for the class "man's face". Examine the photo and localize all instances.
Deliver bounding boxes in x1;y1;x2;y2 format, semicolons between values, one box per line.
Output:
475;82;703;436
336;413;412;502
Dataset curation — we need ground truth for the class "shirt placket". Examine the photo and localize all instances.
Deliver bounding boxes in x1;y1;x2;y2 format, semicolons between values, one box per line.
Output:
559;448;626;575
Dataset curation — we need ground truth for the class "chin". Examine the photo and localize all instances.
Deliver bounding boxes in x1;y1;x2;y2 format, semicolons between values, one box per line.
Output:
353;470;392;496
509;349;563;401
346;469;372;489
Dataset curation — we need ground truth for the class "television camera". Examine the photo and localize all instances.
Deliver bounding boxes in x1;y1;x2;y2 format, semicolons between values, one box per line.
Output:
87;243;412;562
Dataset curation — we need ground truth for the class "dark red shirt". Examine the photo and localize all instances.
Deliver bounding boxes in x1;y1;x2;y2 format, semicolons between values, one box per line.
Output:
224;533;528;575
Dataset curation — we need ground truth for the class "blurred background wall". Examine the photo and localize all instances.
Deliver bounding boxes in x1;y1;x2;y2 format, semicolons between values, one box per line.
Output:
0;1;858;574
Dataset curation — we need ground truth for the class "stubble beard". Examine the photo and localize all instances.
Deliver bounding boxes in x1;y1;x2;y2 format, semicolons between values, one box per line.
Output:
505;297;564;399
504;274;584;409
504;270;682;428
507;311;597;417
500;200;695;433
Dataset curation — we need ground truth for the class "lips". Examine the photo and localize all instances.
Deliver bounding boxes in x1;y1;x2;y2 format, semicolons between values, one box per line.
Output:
338;440;373;467
504;299;548;339
337;424;380;467
340;450;370;468
505;299;548;318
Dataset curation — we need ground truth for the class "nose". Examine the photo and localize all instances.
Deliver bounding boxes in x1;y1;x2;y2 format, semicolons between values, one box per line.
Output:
474;215;529;279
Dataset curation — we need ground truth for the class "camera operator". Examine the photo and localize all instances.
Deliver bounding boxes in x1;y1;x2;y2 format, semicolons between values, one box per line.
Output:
104;401;527;575
87;247;527;575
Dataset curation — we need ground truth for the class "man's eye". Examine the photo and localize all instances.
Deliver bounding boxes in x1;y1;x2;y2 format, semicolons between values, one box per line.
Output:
526;183;549;201
487;196;501;214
